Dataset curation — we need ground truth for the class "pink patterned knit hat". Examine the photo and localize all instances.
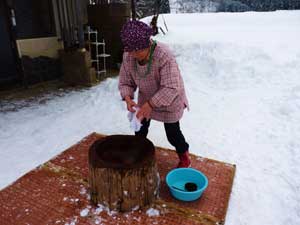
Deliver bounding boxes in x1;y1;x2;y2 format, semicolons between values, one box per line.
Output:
120;20;153;52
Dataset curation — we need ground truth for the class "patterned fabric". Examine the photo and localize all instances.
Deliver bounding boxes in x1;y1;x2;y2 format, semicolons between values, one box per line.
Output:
120;20;153;52
118;41;189;123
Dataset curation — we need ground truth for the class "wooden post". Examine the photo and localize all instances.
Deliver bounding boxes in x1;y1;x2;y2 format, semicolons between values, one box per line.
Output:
89;135;160;212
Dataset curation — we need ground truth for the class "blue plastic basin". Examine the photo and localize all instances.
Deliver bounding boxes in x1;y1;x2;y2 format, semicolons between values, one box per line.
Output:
166;168;208;201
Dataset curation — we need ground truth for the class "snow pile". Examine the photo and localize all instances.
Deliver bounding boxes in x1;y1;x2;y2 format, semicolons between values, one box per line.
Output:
0;10;300;225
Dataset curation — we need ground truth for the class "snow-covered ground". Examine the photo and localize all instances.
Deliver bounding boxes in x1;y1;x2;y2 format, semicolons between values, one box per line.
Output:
1;10;300;225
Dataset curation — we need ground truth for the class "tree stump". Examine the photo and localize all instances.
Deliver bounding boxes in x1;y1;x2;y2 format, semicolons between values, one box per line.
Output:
88;135;160;212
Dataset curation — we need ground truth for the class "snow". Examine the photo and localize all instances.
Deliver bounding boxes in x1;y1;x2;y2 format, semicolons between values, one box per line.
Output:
64;216;78;225
79;208;89;217
93;204;117;217
0;10;300;225
131;205;140;211
94;206;103;215
146;208;160;217
79;187;87;195
94;218;101;224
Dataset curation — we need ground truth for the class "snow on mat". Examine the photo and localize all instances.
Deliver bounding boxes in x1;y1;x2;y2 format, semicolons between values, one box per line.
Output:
0;133;235;225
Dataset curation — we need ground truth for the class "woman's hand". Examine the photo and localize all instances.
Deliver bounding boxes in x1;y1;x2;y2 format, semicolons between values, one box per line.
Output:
125;96;137;112
136;102;152;121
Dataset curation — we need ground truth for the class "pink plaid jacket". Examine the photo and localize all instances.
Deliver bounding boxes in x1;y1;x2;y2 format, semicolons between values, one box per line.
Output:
118;41;189;123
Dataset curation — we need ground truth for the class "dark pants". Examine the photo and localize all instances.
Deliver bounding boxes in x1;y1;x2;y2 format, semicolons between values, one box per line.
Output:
135;119;189;154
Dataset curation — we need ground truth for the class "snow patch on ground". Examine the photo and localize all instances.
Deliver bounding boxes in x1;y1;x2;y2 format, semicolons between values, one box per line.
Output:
146;208;160;217
64;216;78;225
79;208;89;217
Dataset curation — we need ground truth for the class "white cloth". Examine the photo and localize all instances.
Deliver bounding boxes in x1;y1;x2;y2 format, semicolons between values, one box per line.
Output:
127;107;142;132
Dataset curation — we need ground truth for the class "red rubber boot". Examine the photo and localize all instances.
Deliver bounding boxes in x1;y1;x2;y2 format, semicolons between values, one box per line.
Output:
176;151;191;168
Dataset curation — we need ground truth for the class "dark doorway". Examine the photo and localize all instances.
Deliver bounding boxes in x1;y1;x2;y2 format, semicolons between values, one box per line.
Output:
0;0;18;86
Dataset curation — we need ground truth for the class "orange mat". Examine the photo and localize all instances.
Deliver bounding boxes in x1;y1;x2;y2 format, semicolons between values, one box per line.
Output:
0;133;236;225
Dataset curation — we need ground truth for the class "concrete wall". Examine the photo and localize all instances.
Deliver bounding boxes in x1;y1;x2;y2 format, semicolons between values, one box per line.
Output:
17;37;63;59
